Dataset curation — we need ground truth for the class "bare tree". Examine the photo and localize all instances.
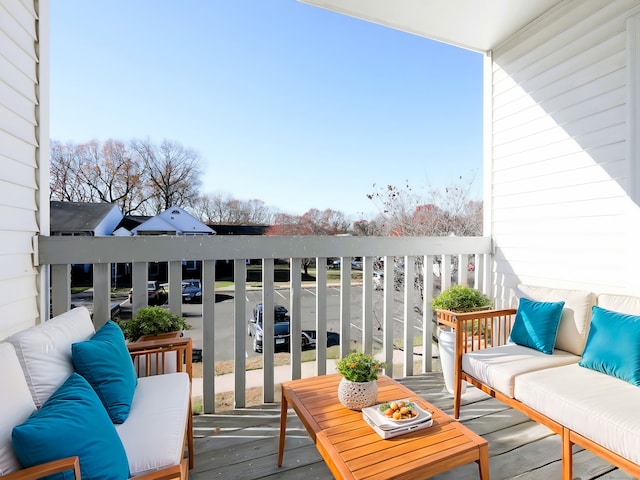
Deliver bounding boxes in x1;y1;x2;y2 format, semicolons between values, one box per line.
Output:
50;141;92;202
76;140;149;215
131;139;203;214
192;193;275;225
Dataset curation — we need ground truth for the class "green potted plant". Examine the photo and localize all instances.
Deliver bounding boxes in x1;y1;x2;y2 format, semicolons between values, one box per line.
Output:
432;286;491;395
431;285;492;312
117;306;190;342
335;351;386;410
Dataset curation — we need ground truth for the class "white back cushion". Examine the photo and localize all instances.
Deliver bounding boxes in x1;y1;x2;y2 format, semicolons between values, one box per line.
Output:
516;285;596;355
0;343;36;474
597;293;640;316
5;307;95;408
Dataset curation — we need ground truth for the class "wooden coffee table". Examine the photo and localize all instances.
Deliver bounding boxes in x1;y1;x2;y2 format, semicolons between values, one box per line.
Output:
278;374;489;480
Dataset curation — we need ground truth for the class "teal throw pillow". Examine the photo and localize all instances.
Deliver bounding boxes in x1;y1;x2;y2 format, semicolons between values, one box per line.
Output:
72;320;137;423
12;373;130;480
509;297;565;354
579;306;640;386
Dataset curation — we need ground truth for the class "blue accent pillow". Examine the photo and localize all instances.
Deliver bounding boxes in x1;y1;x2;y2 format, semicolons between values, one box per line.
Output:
12;373;130;480
509;298;565;354
72;321;137;424
579;306;640;386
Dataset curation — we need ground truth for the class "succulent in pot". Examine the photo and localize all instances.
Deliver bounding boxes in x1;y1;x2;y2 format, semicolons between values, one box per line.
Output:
336;351;386;410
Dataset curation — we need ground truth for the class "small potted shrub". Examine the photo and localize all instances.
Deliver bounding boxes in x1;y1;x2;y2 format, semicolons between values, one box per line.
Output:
431;285;492;312
432;286;491;395
117;306;190;342
335;351;386;410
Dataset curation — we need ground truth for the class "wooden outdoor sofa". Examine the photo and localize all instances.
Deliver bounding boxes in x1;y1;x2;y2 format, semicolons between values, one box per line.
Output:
0;307;193;479
437;284;640;479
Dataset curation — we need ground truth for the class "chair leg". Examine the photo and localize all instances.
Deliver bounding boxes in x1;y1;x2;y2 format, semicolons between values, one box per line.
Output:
562;428;573;480
188;404;194;469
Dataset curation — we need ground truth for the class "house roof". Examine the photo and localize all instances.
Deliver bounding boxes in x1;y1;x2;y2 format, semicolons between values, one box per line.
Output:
208;224;270;236
131;205;216;235
50;201;120;234
300;0;564;52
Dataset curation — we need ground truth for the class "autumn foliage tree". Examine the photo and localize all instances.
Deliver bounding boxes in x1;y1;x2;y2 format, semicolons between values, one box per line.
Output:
266;208;351;274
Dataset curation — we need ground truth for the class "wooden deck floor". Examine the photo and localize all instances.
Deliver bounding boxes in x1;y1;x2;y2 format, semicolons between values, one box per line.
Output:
191;373;635;480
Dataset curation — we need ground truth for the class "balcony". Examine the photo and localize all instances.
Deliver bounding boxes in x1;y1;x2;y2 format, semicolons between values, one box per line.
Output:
38;234;491;412
35;234;637;478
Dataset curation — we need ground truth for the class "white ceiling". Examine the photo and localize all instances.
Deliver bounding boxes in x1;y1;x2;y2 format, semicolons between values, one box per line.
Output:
299;0;564;52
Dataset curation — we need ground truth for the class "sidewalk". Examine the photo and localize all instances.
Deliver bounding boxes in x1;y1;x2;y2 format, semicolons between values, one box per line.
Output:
192;346;441;398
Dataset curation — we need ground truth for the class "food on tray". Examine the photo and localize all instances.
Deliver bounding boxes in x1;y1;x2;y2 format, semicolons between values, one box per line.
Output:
379;400;418;420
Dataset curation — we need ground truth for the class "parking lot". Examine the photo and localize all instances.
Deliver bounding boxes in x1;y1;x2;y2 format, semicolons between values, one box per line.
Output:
75;285;425;363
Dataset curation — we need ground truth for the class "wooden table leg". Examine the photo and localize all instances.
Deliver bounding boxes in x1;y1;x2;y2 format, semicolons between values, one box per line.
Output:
278;391;289;467
477;443;490;480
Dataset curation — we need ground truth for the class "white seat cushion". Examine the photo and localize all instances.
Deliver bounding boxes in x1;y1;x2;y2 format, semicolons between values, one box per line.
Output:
5;307;95;407
115;372;190;476
463;344;580;397
515;364;640;465
0;343;37;474
517;285;596;356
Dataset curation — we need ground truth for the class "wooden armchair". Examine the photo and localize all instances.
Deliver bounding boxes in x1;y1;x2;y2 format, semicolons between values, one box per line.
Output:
437;308;517;418
127;336;194;471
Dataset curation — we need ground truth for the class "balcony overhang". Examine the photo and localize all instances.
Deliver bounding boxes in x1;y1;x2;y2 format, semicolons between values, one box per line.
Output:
299;0;563;52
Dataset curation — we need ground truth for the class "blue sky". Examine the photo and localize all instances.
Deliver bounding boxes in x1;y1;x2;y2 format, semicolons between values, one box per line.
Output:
50;1;483;218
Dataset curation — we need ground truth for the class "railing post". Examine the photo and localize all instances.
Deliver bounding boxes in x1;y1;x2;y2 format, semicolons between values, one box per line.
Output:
362;256;374;355
50;264;71;318
168;260;182;315
290;258;302;380
262;258;275;402
92;262;111;328
315;257;328;376
233;260;246;408
422;255;434;373
382;255;394;377
202;259;216;413
339;256;351;359
403;256;415;377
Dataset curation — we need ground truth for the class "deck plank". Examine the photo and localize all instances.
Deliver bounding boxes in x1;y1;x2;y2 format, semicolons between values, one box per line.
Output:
191;373;636;479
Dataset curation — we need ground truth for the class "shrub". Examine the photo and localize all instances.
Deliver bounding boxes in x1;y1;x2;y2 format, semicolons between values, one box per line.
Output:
117;307;190;342
431;285;492;311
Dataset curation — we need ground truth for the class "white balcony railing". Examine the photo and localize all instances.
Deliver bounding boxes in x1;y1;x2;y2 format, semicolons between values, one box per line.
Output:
37;234;492;413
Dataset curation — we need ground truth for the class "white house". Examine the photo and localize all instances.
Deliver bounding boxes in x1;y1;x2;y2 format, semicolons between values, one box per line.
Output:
50;201;123;237
2;0;640;337
303;0;640;302
130;206;216;236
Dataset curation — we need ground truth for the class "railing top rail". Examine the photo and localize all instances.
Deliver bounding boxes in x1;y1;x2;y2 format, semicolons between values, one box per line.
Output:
37;235;492;265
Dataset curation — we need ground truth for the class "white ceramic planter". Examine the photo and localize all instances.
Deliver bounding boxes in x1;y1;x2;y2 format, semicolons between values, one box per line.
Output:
337;377;378;410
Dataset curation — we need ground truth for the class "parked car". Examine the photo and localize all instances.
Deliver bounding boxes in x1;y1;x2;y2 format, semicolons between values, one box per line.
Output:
181;279;202;303
248;304;291;353
128;281;168;306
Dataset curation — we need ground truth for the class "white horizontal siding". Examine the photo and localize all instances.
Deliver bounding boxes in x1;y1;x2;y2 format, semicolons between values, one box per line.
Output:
0;0;40;339
490;0;640;302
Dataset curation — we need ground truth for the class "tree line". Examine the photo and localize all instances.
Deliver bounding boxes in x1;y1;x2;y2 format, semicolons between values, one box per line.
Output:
50;139;482;237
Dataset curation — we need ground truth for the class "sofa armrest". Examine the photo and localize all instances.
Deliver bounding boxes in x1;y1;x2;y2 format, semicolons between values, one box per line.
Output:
1;456;80;480
437;308;517;352
127;337;192;380
130;464;184;480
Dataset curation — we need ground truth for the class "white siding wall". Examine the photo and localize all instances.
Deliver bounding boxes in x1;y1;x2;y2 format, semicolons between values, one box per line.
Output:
490;0;640;304
0;0;47;339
